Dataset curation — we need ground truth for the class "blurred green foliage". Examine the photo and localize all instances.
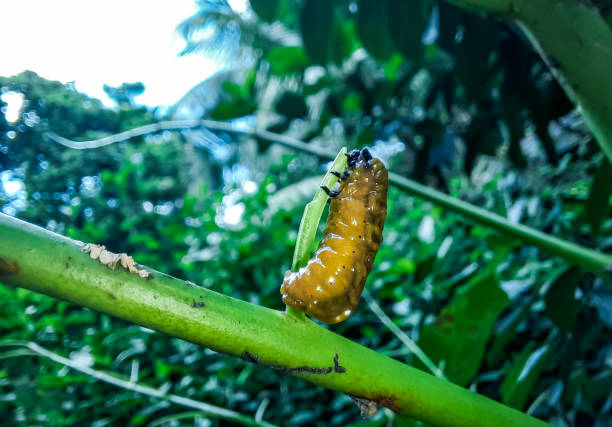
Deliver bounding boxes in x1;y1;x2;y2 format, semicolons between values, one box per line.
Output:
1;0;612;425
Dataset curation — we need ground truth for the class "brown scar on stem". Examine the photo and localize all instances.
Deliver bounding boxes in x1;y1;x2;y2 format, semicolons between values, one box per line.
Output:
81;243;152;279
349;394;398;418
350;396;378;418
0;257;20;275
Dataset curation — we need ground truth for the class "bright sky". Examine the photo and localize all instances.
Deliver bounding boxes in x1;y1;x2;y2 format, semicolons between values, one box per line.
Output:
0;0;219;107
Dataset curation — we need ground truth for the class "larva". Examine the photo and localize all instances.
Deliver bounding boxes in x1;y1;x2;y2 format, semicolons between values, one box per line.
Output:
281;148;388;323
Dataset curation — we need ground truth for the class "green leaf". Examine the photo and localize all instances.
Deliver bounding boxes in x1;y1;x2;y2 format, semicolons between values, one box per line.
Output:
417;274;510;386
487;300;533;365
291;148;348;271
276;92;308;119
300;0;334;64
221;81;246;99
386;0;427;60
249;0;279;22
268;46;308;75
585;158;612;234
357;0;394;61
453;14;499;101
342;92;363;113
129;233;161;250
39;374;90;387
545;267;582;331
501;345;550;410
330;15;358;64
436;2;463;52
210;100;256;121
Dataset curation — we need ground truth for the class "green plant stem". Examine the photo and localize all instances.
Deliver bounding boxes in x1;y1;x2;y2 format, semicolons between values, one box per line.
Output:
290;148;347;271
0;340;272;427
445;0;612;165
389;173;612;274
47;123;612;273
286;148;348;319
0;213;547;427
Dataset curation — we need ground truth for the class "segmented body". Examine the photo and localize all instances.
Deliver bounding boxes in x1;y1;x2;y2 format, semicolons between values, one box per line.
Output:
281;150;388;323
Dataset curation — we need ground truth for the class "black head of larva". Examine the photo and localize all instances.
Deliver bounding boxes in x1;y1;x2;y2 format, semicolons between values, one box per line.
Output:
346;148;372;167
346;149;361;167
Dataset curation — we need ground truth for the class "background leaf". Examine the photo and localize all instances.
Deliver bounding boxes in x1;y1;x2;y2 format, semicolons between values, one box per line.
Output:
300;0;334;64
501;344;550;410
585;158;612;234
544;267;582;332
249;0;280;22
356;0;394;61
417;274;510;386
386;0;428;61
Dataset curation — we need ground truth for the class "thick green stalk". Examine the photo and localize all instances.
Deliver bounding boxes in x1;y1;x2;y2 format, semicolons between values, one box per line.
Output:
47;123;612;273
0;213;547;427
446;0;612;164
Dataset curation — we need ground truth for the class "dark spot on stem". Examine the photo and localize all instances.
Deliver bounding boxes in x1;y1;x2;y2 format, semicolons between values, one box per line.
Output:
271;353;346;375
241;351;260;364
191;300;206;308
0;258;20;275
333;353;346;373
107;293;117;300
288;365;333;374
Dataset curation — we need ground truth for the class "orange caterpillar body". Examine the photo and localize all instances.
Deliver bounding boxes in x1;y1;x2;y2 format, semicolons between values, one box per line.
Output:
281;149;388;323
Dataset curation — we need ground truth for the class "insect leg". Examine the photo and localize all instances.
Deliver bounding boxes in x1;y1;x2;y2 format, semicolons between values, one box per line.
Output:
321;185;341;203
331;170;350;180
320;185;341;197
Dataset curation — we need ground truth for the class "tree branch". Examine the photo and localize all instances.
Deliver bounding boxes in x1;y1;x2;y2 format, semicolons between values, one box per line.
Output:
46;122;612;273
0;213;547;427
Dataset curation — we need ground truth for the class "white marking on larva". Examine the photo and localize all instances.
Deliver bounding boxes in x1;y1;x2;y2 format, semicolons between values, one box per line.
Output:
316;285;323;293
344;309;352;317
